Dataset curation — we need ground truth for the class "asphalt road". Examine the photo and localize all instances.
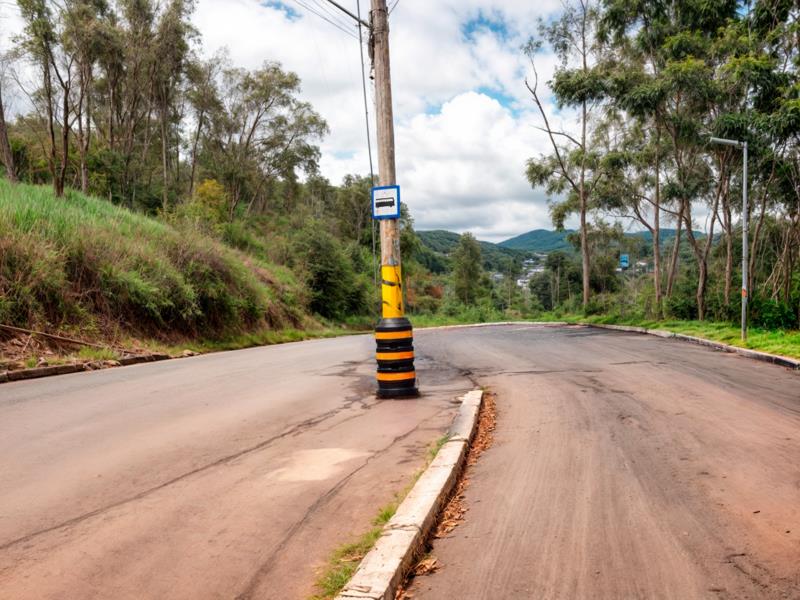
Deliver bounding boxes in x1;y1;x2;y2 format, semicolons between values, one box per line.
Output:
0;334;471;600
2;325;799;600
408;325;800;599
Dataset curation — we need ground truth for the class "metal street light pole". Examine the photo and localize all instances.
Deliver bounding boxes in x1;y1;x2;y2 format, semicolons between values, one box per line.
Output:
709;136;748;341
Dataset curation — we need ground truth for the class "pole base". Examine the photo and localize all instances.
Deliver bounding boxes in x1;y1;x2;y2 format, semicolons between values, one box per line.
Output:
375;317;419;399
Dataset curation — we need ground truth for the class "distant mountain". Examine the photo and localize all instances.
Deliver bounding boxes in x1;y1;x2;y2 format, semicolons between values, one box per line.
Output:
416;230;527;272
499;229;572;252
498;228;699;253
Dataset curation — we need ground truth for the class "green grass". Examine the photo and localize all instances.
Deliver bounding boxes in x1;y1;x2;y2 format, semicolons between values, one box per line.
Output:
0;179;306;339
310;435;451;600
75;346;120;361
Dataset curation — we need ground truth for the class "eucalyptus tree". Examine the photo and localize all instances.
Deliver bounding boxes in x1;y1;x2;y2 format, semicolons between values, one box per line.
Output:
153;0;195;210
16;0;63;196
0;50;17;182
601;0;740;319
63;0;108;193
200;62;327;219
525;0;609;308
452;233;483;306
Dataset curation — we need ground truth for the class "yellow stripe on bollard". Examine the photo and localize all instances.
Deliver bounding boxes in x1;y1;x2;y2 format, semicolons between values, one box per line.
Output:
375;330;412;340
376;351;414;361
376;371;416;382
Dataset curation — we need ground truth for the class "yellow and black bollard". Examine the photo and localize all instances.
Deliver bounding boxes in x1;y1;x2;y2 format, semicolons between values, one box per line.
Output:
375;264;418;398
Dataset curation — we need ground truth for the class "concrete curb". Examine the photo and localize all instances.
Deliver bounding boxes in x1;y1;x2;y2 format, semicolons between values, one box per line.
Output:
0;352;171;385
335;389;483;600
588;323;800;371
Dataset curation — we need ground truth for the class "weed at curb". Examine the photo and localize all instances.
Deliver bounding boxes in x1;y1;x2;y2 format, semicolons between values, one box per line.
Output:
310;434;452;600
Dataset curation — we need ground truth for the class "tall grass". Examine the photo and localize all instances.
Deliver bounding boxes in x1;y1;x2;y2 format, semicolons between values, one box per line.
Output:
0;180;305;338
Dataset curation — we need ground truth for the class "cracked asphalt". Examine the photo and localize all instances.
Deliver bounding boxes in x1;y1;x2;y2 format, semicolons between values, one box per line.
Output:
4;324;798;600
0;334;471;599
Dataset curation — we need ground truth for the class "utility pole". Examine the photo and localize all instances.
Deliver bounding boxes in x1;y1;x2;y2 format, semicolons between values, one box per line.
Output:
710;136;749;341
370;0;418;398
323;0;417;397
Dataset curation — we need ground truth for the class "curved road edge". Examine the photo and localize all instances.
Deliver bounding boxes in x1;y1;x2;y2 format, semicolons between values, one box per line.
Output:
335;389;484;600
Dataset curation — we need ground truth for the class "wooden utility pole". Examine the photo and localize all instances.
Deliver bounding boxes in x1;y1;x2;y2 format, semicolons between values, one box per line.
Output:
372;0;399;266
321;0;417;397
370;0;418;398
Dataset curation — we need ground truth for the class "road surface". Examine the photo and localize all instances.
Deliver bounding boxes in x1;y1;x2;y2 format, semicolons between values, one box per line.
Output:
2;325;799;599
0;334;472;599
408;325;800;599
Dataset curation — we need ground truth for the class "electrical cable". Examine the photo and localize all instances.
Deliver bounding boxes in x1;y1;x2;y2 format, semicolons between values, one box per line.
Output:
289;0;359;40
310;0;356;32
356;0;379;292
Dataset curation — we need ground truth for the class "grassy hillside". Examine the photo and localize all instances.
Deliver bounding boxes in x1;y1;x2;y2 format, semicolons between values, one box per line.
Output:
417;229;527;271
0;180;308;342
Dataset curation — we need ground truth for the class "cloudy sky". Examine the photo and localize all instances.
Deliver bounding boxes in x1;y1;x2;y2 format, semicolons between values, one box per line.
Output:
1;0;578;242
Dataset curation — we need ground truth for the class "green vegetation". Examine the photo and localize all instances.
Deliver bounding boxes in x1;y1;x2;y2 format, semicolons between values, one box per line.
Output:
417;229;527;271
0;179;305;340
311;505;394;600
523;0;800;324
499;229;573;252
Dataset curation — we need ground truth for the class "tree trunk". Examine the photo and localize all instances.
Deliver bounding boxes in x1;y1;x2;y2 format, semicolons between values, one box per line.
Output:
653;123;662;316
0;83;17;183
666;202;684;297
188;110;203;198
579;95;590;308
696;260;708;321
57;80;69;198
43;61;59;196
160;102;169;211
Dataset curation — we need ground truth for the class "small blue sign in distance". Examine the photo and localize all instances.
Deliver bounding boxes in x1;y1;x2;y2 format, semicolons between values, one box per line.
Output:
620;254;629;269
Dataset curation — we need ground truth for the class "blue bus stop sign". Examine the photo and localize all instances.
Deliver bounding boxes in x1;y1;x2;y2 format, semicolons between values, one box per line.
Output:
371;185;401;220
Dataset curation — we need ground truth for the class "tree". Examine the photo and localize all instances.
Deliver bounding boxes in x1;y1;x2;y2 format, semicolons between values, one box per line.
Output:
525;0;608;309
452;233;483;305
200;62;327;219
0;53;17;182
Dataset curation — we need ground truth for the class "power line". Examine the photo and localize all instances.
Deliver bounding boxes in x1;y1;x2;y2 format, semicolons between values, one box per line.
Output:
289;0;359;40
310;0;356;32
389;0;400;14
355;0;378;289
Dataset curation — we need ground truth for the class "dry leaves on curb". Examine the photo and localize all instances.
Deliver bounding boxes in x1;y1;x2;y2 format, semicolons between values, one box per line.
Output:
397;391;498;599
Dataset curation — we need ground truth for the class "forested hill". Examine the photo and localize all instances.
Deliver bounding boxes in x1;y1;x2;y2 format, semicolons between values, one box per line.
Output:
498;228;700;253
499;230;573;252
416;230;528;271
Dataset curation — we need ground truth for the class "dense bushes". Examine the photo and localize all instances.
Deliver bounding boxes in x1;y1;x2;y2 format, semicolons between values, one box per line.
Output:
0;180;305;337
293;228;371;320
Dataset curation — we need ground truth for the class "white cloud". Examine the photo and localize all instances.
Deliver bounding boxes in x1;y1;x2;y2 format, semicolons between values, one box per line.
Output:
192;0;572;242
3;0;577;242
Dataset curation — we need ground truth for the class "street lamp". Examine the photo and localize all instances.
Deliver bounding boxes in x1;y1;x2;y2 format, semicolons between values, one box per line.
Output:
709;136;748;341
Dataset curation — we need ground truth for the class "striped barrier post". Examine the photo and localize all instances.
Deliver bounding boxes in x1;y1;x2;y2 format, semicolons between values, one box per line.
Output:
375;264;418;398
